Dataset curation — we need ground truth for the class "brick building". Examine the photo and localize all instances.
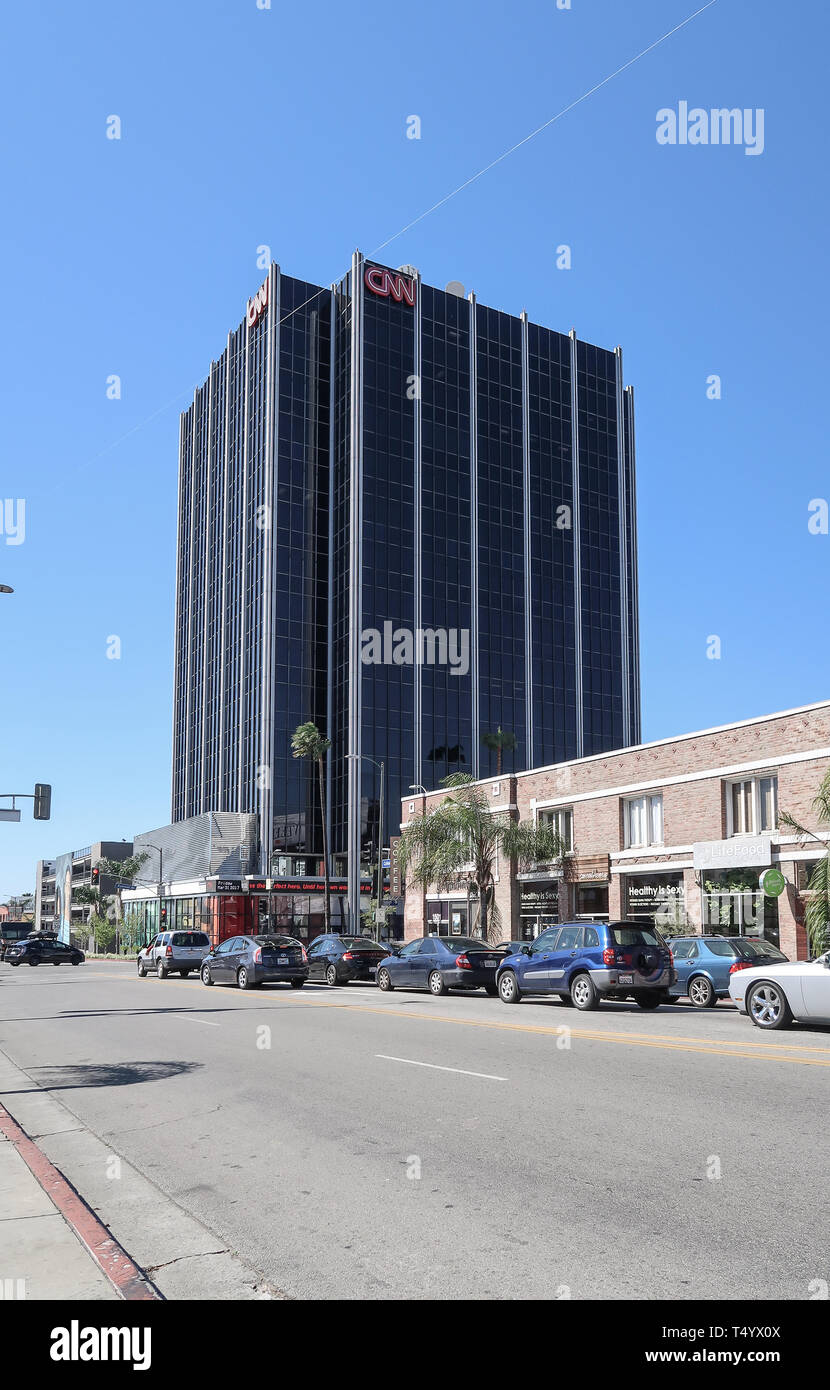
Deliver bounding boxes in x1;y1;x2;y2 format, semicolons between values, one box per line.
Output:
402;700;830;960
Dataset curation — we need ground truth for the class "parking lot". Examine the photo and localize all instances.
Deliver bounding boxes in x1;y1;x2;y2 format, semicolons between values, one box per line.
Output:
1;959;828;1300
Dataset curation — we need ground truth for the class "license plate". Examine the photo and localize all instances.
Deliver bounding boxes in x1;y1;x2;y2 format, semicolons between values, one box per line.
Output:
368;966;377;974
484;960;498;968
277;956;288;963
618;973;634;985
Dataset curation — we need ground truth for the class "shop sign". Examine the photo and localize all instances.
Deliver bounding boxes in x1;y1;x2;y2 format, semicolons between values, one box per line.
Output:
364;265;417;306
520;887;560;910
759;867;786;898
693;837;771;871
213;879;242;893
246;279;268;327
626;876;684;904
573;854;610;882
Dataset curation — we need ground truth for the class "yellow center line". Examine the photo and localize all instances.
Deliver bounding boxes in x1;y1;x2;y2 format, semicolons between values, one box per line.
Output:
158;977;830;1067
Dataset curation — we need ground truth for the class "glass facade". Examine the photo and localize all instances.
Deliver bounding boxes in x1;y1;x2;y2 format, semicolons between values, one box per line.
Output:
172;253;640;889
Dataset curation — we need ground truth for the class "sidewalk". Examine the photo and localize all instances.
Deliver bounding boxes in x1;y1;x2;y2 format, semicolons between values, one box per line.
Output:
0;1129;118;1300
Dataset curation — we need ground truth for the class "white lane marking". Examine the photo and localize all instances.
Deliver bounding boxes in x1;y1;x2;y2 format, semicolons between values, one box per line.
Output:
177;1016;220;1027
375;1054;506;1081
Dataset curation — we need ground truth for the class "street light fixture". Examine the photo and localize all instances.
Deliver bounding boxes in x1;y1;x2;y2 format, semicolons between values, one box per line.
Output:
141;843;165;936
409;783;427;795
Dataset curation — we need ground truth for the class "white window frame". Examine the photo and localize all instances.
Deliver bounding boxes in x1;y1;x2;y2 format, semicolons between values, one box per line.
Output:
624;793;664;849
537;807;574;855
725;775;778;837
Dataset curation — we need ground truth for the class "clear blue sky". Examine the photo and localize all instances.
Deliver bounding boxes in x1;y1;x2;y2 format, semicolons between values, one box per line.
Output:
1;0;827;896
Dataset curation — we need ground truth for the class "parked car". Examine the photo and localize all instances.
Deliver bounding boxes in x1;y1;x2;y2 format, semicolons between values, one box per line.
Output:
137;930;211;979
495;940;526;956
728;950;830;1029
306;934;387;985
496;921;675;1010
200;934;308;990
669;935;788;1008
6;934;84;967
376;936;508;996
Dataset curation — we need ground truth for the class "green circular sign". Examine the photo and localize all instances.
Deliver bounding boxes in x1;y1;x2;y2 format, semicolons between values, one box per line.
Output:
759;868;786;898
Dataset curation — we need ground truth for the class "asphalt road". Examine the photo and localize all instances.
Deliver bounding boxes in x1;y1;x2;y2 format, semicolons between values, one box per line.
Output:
1;960;828;1300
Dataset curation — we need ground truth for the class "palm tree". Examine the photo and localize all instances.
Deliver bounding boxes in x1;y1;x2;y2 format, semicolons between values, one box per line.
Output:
779;770;830;955
291;721;332;931
481;726;517;776
398;772;567;942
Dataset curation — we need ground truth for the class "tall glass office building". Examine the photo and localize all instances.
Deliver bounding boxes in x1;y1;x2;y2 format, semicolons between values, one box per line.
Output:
172;252;641;921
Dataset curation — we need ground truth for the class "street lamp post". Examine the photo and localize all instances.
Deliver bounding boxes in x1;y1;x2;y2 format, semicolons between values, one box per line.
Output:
346;754;385;933
141;843;164;939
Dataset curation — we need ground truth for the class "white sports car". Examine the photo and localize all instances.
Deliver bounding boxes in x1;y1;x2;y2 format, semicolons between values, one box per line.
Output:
728;951;830;1030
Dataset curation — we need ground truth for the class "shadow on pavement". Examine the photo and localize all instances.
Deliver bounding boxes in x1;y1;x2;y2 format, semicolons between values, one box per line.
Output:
14;1060;201;1092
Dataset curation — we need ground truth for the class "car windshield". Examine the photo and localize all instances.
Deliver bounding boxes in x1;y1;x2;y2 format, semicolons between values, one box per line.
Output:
255;936;300;948
610;925;662;947
736;939;786;961
345;941;383;951
171;932;210;947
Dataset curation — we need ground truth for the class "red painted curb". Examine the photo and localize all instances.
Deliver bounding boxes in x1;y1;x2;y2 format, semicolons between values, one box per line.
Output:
0;1104;161;1300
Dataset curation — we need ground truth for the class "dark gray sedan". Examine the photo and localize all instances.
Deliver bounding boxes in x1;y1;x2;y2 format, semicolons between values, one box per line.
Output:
376;936;507;996
200;935;308;991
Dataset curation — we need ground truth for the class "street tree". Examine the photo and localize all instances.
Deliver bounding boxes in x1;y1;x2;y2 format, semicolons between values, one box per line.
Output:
291;722;332;932
779;771;830;955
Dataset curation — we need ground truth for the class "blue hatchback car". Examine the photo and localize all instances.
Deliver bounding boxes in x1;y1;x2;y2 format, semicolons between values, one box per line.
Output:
496;920;675;1011
668;935;788;1008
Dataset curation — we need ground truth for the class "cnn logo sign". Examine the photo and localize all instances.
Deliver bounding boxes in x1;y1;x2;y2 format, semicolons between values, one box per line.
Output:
246;279;269;328
364;265;416;306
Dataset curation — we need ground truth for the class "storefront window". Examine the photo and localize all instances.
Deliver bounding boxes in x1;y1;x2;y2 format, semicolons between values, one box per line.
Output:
625;873;687;933
574;884;609;920
701;869;780;947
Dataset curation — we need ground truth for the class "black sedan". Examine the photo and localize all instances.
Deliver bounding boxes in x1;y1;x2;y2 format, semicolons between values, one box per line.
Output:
200;934;308;990
6;935;84;967
306;934;388;985
376;936;507;996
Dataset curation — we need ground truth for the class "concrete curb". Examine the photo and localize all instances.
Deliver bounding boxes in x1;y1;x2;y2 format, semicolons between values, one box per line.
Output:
0;1104;161;1301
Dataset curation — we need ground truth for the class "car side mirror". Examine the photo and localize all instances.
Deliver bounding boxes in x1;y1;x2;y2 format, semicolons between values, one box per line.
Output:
521;944;532;956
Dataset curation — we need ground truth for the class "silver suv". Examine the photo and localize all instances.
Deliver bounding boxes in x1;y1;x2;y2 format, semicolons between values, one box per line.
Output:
137;931;211;979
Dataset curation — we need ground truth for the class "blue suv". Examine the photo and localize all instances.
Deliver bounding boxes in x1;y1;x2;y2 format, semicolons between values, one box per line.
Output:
668;935;788;1008
496;921;675;1011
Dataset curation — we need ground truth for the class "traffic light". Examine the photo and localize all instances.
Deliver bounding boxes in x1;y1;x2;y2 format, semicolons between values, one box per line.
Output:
160;907;168;924
33;783;51;821
91;867;100;885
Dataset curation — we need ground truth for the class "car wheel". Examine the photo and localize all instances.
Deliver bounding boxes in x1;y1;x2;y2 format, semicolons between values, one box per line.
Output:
377;968;393;992
156;961;167;979
484;984;498;996
29;958;39;967
72;957;82;966
688;975;717;1009
498;971;521;1004
290;978;305;989
326;964;340;987
237;966;252;990
137;960;147;977
428;970;449;996
9;961;19;967
635;993;662;1010
748;980;793;1030
570;972;599;1011
200;964;213;986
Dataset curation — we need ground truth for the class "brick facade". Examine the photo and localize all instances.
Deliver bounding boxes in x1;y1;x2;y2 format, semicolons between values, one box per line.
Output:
402;701;830;960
